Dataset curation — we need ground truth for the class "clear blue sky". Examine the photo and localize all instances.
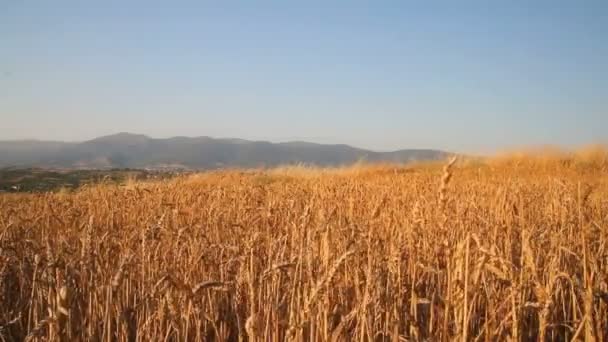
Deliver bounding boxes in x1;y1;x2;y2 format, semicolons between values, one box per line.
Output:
1;1;606;152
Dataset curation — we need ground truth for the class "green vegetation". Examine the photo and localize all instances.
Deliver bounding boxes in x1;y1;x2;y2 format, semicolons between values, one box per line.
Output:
0;168;179;192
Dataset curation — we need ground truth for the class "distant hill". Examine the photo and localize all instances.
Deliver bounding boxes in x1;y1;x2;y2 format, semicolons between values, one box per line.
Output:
0;133;450;169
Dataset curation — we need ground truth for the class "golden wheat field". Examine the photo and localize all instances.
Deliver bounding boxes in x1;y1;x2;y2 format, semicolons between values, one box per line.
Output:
1;152;608;341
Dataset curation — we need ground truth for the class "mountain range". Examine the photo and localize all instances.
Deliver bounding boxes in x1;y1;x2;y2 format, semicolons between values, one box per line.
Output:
0;133;449;169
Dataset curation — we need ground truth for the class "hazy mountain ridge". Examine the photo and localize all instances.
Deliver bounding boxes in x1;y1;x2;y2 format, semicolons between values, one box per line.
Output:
0;133;449;169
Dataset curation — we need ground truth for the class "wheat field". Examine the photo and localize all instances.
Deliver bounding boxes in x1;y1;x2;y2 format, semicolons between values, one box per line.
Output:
1;152;608;341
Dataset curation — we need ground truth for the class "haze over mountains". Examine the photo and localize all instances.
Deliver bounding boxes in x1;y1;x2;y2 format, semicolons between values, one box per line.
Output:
0;133;449;169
